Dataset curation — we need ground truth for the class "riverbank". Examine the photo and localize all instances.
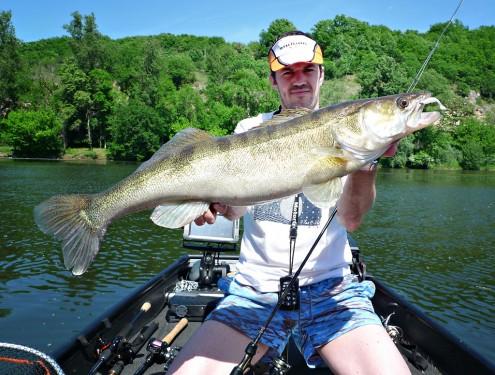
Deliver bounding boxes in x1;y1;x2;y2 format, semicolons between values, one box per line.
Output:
0;146;108;161
1;146;494;170
62;148;107;161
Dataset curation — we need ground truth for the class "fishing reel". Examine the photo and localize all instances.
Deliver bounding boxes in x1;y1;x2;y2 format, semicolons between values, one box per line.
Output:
134;337;181;375
149;338;179;365
90;323;158;375
269;357;291;375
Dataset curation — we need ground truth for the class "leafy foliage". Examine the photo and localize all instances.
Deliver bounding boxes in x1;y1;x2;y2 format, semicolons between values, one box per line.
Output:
0;11;494;169
108;99;164;161
4;110;63;158
258;18;296;57
0;11;24;117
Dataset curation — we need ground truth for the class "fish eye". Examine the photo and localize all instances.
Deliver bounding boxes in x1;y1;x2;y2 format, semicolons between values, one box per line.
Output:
397;97;409;109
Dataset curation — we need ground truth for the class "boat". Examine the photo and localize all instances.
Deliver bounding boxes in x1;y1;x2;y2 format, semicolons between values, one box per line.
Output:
8;217;495;374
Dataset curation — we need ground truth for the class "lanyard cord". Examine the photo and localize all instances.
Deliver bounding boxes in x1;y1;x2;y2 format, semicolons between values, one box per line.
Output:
288;194;301;275
230;206;338;375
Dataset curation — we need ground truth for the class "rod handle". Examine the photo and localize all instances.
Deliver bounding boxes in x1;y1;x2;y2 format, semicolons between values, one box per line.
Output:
163;318;188;345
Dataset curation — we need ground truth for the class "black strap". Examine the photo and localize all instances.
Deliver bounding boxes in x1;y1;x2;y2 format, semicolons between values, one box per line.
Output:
288;194;301;275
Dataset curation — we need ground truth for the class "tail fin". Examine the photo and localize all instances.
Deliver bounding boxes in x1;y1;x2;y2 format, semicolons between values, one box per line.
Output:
34;194;105;275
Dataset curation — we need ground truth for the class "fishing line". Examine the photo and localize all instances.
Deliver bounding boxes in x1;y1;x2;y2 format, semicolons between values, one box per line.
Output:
406;0;464;93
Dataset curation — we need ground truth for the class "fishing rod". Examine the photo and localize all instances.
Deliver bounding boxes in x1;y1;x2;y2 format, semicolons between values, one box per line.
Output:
134;318;189;375
406;0;464;92
88;301;153;375
231;208;338;375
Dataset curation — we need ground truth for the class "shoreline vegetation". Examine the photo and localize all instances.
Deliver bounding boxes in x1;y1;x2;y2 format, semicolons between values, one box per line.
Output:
1;12;494;171
1;146;493;171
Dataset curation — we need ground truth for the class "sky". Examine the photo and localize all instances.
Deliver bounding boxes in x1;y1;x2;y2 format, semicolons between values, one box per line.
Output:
1;0;493;44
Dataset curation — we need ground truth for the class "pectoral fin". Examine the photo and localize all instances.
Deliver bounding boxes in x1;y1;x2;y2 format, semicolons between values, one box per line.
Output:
151;201;210;228
302;155;347;208
303;178;343;208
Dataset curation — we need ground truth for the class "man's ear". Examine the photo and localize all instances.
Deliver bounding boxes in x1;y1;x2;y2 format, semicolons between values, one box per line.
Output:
318;66;324;87
269;72;277;89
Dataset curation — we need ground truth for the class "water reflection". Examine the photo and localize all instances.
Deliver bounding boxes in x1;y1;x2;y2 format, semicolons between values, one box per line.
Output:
0;160;494;363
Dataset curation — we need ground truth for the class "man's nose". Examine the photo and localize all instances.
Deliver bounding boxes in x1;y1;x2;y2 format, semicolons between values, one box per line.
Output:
291;70;306;85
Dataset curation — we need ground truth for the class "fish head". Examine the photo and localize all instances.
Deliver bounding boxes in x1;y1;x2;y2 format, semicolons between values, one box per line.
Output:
362;92;444;142
333;92;445;162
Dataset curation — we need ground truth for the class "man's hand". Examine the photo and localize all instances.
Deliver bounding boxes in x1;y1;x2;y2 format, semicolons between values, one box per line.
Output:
194;203;229;226
194;203;247;225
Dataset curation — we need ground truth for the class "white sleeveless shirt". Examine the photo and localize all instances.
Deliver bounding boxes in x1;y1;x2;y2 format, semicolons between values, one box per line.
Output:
233;113;352;292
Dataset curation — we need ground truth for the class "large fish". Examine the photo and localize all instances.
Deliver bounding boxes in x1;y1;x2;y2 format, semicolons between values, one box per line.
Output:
35;92;444;275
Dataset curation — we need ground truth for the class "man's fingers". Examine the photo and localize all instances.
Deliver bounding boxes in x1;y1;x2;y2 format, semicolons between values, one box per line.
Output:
203;209;216;224
194;215;206;226
194;203;228;226
194;209;215;226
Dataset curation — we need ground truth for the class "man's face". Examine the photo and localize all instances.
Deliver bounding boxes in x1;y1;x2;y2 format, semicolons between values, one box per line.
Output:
270;62;323;110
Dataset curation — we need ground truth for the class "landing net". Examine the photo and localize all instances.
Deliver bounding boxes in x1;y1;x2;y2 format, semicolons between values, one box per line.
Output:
0;342;65;375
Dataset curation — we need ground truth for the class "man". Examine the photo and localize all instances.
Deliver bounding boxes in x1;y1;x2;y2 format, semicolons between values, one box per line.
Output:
168;31;410;374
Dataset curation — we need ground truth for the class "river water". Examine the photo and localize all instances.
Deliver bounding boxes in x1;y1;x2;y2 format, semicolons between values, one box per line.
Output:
0;159;494;364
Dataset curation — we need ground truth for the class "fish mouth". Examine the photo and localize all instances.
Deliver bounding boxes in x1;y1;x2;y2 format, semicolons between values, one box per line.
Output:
411;95;446;130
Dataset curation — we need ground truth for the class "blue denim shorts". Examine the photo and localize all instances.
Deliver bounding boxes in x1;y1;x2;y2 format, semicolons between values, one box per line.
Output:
206;274;382;367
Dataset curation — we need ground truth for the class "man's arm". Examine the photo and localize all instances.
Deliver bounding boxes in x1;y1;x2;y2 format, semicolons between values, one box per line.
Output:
337;166;377;232
337;141;399;232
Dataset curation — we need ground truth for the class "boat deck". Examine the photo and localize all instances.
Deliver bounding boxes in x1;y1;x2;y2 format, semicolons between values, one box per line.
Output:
55;254;495;375
118;306;442;375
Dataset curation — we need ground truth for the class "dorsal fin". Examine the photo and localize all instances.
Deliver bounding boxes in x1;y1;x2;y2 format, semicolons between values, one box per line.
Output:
136;128;212;172
261;108;312;127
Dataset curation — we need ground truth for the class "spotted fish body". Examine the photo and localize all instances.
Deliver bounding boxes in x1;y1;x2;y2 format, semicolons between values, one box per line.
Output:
35;92;444;275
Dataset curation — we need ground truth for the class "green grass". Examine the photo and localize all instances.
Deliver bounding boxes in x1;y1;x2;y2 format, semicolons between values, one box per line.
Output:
0;145;12;156
63;148;107;160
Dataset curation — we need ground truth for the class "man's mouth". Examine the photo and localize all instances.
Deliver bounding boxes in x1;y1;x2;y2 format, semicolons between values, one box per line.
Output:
290;88;311;95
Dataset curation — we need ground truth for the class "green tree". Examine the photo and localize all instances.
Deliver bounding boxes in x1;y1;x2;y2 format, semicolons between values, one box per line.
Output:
59;60;114;148
168;85;207;137
4;110;63;158
258;19;297;58
164;53;195;88
203;102;244;136
0;11;22;117
126;39;165;108
108;99;164;161
63;12;108;72
454;118;495;169
312;16;370;77
358;54;409;97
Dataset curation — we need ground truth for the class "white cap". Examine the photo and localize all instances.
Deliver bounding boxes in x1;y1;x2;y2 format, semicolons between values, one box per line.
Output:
268;34;323;71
